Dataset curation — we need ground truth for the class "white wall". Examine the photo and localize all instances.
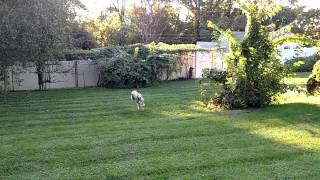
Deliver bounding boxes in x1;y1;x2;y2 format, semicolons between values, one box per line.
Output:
278;44;320;63
0;53;195;91
194;49;225;78
2;60;100;91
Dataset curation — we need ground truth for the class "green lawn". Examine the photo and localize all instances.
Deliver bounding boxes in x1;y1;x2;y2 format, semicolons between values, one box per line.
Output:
1;73;320;179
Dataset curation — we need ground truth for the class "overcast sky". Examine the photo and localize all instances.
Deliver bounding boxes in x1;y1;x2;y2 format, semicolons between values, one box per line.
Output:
79;0;320;19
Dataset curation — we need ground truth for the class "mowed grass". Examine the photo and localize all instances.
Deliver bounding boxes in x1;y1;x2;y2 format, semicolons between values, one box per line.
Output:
1;73;320;179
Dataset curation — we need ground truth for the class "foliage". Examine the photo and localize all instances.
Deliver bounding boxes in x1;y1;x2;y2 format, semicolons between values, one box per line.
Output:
204;0;307;109
285;54;320;72
307;61;320;95
70;25;98;50
65;46;126;61
81;13;124;46
0;0;84;90
271;6;302;29
129;0;168;43
65;43;204;61
147;53;179;80
178;0;246;42
202;68;227;83
98;50;154;88
292;8;320;38
92;43;187;88
82;0;191;45
81;0;266;45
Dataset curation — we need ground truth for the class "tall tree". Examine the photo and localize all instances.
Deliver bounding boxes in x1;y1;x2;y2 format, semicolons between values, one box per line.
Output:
178;0;238;42
0;0;84;90
205;0;310;109
130;0;168;43
293;8;320;38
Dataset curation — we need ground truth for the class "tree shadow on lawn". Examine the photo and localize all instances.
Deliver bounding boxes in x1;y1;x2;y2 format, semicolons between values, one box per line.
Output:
135;102;320;179
198;102;320;151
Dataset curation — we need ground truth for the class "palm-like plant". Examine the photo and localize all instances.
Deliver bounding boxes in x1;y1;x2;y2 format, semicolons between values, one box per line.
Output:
206;0;311;109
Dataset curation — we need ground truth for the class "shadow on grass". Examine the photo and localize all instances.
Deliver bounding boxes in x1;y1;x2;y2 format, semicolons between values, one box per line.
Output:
112;102;320;179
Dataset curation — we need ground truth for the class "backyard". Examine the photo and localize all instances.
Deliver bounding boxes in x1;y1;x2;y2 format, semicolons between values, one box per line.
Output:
1;73;320;179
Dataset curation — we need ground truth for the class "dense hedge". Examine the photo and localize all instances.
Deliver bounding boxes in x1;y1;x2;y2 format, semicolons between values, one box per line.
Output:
285;54;320;72
65;42;205;61
65;43;206;88
201;68;227;83
97;51;155;88
64;47;125;61
307;60;320;95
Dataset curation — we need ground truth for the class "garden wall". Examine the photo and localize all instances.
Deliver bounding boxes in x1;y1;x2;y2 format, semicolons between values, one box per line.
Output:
0;60;99;91
0;50;221;91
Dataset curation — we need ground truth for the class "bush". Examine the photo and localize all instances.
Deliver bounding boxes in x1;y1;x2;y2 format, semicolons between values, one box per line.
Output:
205;1;299;109
307;60;320;95
285;54;319;72
202;68;227;83
98;51;155;88
97;49;180;88
147;53;179;80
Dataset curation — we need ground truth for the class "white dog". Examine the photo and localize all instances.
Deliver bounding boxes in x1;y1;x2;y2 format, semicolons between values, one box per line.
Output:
131;90;145;110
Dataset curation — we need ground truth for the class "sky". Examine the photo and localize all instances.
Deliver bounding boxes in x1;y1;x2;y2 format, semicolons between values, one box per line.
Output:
79;0;320;19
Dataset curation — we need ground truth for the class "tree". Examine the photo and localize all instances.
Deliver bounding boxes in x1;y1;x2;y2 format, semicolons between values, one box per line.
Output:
178;0;244;42
307;60;320;95
204;0;309;109
0;0;84;90
70;25;98;50
129;0;168;43
293;9;320;38
271;6;300;29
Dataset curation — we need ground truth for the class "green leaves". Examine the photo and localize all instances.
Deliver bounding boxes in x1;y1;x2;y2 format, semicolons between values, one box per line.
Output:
273;34;313;47
307;61;320;95
204;0;307;109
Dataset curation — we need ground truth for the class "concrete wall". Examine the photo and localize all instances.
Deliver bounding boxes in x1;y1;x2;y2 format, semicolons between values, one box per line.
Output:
278;44;320;63
1;60;100;91
0;52;201;91
194;49;225;78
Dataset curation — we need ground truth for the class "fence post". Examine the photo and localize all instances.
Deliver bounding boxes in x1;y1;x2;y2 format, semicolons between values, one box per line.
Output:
3;67;8;91
11;68;14;91
194;51;197;79
75;61;78;88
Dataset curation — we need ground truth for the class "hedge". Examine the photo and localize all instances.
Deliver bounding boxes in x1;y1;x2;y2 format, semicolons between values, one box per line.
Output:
64;42;208;61
285;53;320;72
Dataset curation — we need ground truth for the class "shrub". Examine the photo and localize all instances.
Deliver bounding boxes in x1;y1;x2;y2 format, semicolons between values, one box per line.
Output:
147;53;179;80
285;54;319;72
202;68;227;83
97;49;181;88
307;60;320;95
98;51;154;88
204;2;308;109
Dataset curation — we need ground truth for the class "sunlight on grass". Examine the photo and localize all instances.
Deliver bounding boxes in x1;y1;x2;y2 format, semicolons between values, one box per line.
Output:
247;124;320;151
280;92;320;104
243;72;320;151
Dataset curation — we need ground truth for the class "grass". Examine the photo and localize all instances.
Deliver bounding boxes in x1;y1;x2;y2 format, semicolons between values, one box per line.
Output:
1;73;320;179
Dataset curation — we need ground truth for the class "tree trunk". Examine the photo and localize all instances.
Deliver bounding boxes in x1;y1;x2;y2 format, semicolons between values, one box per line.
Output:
36;63;45;91
193;10;201;43
1;66;8;91
75;61;78;88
